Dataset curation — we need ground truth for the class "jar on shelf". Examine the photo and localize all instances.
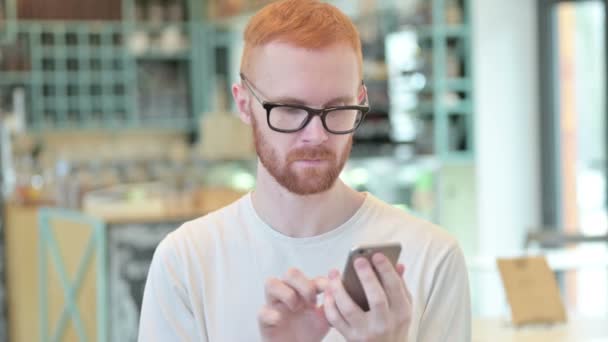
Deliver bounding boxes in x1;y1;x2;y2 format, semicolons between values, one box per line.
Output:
166;1;185;22
147;0;164;25
445;0;463;25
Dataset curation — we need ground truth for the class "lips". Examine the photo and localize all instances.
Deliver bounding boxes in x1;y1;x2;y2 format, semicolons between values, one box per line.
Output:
288;151;333;162
293;159;327;164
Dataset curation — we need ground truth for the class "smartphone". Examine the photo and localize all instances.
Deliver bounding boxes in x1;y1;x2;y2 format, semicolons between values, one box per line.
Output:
341;242;402;311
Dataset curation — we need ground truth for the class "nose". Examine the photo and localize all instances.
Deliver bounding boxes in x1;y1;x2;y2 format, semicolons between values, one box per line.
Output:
300;115;329;145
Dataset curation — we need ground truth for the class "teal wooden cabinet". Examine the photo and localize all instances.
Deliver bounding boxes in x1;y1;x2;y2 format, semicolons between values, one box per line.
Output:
417;0;474;161
0;0;17;44
0;0;215;131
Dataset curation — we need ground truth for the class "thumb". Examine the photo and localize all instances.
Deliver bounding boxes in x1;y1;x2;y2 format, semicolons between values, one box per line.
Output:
396;263;406;277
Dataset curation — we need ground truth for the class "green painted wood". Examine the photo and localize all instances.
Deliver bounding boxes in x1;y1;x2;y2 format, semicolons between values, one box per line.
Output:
426;0;473;160
38;208;108;342
0;0;17;44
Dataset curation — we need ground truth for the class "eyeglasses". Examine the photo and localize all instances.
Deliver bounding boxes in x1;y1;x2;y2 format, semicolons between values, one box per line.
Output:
240;73;370;134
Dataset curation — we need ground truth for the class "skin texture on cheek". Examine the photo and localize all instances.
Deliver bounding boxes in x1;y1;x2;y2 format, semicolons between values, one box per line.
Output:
250;111;353;196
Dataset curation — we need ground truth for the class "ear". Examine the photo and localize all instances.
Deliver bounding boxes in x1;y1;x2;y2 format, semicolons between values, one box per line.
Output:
232;82;252;125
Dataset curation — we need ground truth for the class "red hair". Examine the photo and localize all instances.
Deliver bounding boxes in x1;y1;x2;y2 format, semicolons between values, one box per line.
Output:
240;0;363;78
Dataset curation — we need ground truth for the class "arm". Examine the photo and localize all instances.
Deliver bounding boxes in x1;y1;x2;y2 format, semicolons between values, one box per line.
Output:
417;244;471;342
138;234;206;342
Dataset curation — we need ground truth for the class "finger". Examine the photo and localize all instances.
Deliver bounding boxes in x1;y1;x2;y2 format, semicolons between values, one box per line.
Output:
354;257;389;319
394;264;409;297
328;269;365;326
264;277;302;312
403;271;413;305
396;263;405;277
372;253;409;312
283;268;317;304
258;305;282;328
314;276;329;293
323;289;350;334
372;253;405;305
395;264;412;303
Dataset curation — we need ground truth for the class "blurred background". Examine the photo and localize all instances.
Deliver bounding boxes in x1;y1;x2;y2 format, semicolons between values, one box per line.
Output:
0;0;606;341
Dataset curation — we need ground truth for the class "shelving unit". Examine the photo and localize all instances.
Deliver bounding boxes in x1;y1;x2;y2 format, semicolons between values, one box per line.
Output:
0;0;16;45
417;0;473;160
0;0;474;161
0;0;251;132
0;0;207;132
386;0;473;159
27;21;135;130
122;0;199;129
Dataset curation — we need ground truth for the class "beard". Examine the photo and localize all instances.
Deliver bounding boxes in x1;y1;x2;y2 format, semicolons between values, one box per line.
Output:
251;114;352;195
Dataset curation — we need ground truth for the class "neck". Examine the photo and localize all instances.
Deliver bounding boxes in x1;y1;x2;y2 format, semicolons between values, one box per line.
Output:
251;162;365;238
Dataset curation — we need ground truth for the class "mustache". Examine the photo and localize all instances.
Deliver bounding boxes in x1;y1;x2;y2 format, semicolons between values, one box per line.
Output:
287;146;335;163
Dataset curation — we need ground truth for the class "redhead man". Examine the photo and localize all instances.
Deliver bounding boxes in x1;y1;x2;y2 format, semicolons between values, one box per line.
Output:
138;1;471;341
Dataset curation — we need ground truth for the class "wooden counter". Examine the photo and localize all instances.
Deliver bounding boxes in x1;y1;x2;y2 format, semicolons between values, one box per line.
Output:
5;203;41;342
473;317;608;341
4;188;246;342
84;187;247;225
6;203;102;342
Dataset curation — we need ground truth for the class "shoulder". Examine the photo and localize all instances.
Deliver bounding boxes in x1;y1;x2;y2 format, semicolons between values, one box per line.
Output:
364;194;460;259
157;193;251;260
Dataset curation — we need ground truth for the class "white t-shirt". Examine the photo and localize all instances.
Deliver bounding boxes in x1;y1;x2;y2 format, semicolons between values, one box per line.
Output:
138;193;471;341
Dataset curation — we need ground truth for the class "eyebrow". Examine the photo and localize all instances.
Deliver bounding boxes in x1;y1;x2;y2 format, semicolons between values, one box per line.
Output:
241;74;362;108
270;95;357;108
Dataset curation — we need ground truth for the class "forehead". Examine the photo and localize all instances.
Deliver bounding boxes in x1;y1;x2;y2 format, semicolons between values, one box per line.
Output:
248;41;360;104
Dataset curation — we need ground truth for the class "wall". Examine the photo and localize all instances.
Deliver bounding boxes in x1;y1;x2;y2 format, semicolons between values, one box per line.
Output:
438;162;478;257
472;0;541;316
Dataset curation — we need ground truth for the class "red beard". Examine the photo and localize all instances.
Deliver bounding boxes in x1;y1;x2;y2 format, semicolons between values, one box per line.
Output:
251;115;352;195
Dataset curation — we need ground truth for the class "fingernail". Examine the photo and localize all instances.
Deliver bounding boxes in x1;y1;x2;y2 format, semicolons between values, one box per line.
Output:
329;269;339;279
355;257;368;270
373;253;386;264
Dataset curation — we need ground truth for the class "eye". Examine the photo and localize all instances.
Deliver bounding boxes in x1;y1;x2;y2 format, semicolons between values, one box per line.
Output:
283;107;303;114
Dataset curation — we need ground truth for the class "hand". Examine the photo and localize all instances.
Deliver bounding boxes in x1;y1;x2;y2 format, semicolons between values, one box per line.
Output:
258;268;330;342
323;253;412;342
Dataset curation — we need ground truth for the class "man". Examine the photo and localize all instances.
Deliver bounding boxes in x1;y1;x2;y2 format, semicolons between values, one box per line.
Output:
138;1;471;341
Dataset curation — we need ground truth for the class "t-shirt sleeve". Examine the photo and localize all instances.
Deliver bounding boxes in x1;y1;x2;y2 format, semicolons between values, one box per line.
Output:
138;234;206;342
417;243;472;342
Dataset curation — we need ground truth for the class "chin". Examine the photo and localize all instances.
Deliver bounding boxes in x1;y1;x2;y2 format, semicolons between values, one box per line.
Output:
283;173;340;195
288;185;334;196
